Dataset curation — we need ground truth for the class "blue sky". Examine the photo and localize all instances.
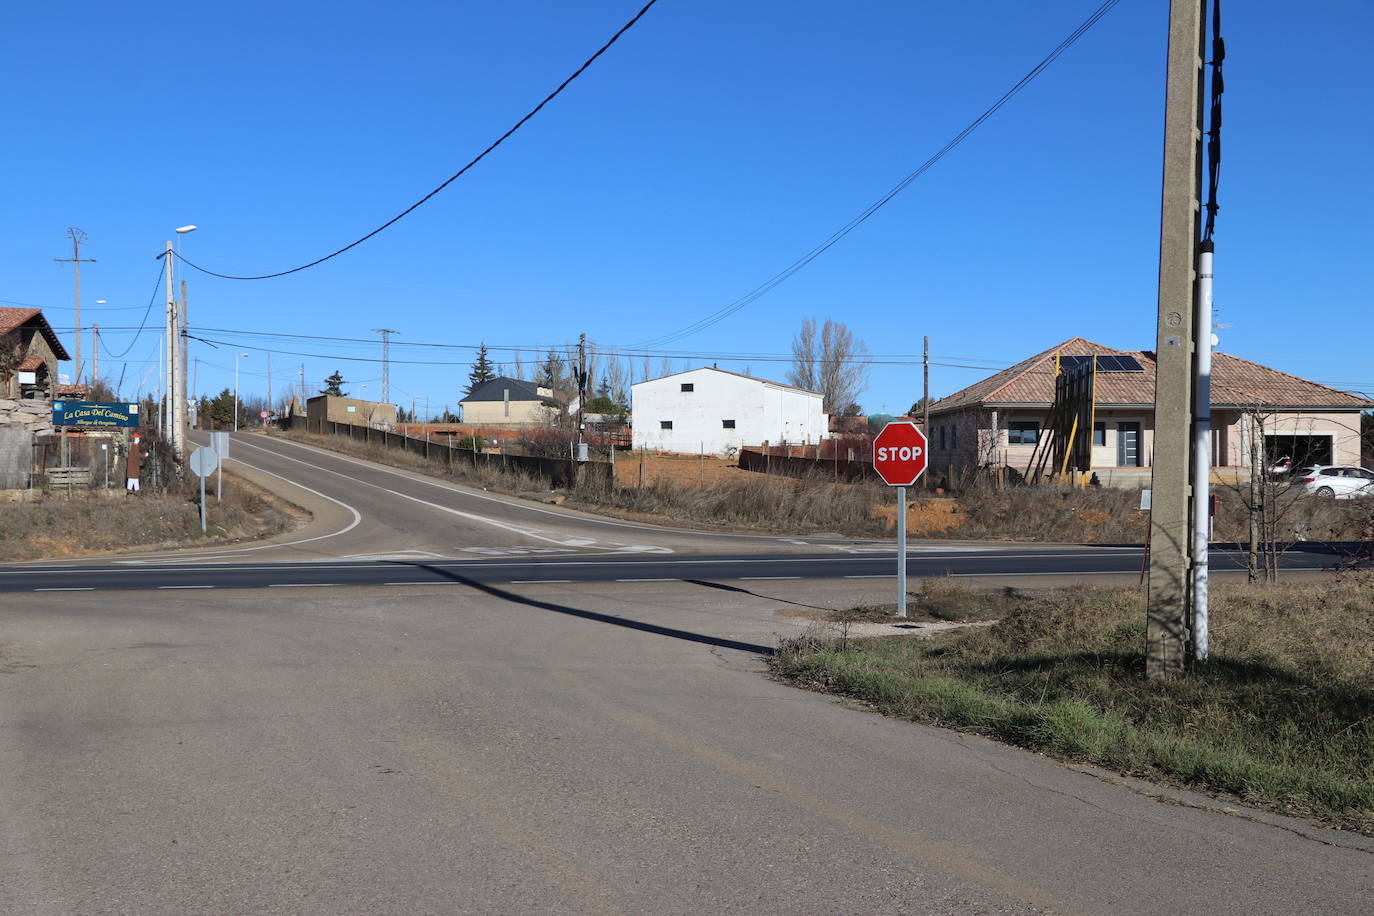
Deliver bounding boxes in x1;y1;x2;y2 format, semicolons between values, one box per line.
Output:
3;0;1371;417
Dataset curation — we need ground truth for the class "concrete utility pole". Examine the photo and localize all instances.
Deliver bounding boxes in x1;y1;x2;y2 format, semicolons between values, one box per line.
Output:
163;241;178;450
576;333;588;458
374;329;398;403
54;227;96;384
180;279;189;438
1146;0;1206;679
922;335;930;427
92;324;100;385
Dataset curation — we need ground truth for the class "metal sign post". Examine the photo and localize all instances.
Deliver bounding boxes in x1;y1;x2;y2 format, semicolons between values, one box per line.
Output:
210;431;229;501
872;422;929;619
189;446;219;533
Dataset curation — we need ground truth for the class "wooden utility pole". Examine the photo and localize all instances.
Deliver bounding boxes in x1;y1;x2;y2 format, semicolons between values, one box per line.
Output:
92;324;100;385
1146;0;1206;679
54;228;96;384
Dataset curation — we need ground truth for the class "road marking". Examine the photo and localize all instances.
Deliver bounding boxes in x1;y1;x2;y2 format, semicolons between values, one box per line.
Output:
231;436;672;554
34;586;94;591
267;583;336;588
615;577;677;582
509;579;572;584
383;581;460;586
740;576;801;580
157;585;214;589
845;574;895;578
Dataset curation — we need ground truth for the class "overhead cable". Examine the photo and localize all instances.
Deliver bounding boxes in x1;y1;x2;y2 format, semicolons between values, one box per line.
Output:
99;259;166;359
626;0;1124;349
172;0;660;281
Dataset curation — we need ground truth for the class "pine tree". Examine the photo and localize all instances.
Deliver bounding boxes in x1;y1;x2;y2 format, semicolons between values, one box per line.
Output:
465;343;497;394
536;349;566;391
321;370;346;396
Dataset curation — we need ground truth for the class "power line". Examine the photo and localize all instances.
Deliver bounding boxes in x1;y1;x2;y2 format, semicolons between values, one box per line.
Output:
172;0;660;281
99;259;166;359
626;0;1125;349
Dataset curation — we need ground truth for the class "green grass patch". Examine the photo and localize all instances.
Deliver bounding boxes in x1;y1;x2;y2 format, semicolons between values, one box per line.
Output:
772;577;1374;832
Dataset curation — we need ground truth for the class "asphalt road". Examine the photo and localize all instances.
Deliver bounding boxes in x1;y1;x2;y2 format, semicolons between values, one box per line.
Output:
1;433;1369;914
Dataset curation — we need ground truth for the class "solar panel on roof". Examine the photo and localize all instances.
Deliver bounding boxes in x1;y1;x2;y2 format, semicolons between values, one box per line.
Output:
1098;355;1144;372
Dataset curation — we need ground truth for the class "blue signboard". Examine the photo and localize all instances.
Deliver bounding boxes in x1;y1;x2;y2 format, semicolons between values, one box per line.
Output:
52;401;142;428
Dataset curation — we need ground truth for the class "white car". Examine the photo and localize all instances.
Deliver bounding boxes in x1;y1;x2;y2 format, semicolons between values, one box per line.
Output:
1289;465;1374;499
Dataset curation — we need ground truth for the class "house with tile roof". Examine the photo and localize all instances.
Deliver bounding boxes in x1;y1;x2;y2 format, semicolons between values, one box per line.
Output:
926;337;1374;487
0;307;69;400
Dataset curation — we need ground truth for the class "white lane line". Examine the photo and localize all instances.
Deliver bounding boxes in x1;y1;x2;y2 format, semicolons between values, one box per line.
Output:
845;574;895;578
615;577;677;582
383;581;459;586
249;434;764;541
509;579;572;584
157;585;214;589
231;436;666;554
109;444;364;562
267;583;337;588
740;576;801;580
34;586;95;591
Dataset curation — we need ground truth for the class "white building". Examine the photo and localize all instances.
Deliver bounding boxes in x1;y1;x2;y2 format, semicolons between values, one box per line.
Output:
631;367;828;455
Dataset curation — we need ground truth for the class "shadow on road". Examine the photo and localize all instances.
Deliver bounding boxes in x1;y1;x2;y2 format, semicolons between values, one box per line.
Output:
681;578;835;612
410;564;774;656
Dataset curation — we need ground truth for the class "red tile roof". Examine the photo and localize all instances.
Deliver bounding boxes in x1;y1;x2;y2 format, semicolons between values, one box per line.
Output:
0;307;71;361
930;338;1374;413
18;356;45;371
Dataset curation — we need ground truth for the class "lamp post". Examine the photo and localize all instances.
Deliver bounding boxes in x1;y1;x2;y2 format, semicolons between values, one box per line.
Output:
233;352;248;432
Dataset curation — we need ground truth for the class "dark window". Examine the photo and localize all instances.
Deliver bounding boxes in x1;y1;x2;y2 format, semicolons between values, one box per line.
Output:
1093;422;1106;446
681;383;694;392
1008;421;1040;445
951;427;957;449
722;419;735;429
1320;468;1341;477
660;420;673;430
939;426;946;450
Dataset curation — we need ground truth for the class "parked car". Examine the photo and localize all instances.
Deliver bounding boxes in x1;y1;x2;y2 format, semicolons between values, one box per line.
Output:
1289;465;1374;499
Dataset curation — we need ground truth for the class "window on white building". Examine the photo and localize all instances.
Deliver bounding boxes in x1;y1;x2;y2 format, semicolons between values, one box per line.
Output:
1093;422;1106;446
660;420;673;430
680;383;694;392
722;419;735;429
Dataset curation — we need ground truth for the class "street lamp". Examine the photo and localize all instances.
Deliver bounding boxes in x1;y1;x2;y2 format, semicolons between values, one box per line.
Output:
233;352;248;432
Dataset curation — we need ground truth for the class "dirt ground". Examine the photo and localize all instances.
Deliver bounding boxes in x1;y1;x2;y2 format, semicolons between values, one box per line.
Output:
612;452;751;487
874;497;964;535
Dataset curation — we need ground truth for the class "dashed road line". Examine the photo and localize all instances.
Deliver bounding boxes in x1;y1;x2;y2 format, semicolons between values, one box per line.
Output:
267;583;336;588
845;574;895;579
158;585;214;589
615;577;678;582
509;579;572;584
740;576;801;580
34;586;94;591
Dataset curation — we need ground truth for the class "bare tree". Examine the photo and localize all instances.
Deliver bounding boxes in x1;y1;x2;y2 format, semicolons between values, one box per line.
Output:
604;352;630;409
787;318;870;414
513;347;527;380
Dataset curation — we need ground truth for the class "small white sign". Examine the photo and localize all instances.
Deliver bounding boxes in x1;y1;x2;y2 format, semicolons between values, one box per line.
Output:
1140;489;1152;511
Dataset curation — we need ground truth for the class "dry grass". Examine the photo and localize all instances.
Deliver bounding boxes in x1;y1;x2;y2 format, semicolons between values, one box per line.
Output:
0;472;296;561
574;470;890;535
773;575;1374;832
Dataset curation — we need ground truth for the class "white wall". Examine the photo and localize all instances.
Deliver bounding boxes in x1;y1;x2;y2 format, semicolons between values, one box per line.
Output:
631;368;827;455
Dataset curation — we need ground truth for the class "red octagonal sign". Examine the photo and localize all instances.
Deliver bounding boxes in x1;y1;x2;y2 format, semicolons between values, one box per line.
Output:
873;421;928;486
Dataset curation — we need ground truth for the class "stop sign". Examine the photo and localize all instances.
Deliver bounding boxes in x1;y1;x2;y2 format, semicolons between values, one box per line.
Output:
873;421;928;486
